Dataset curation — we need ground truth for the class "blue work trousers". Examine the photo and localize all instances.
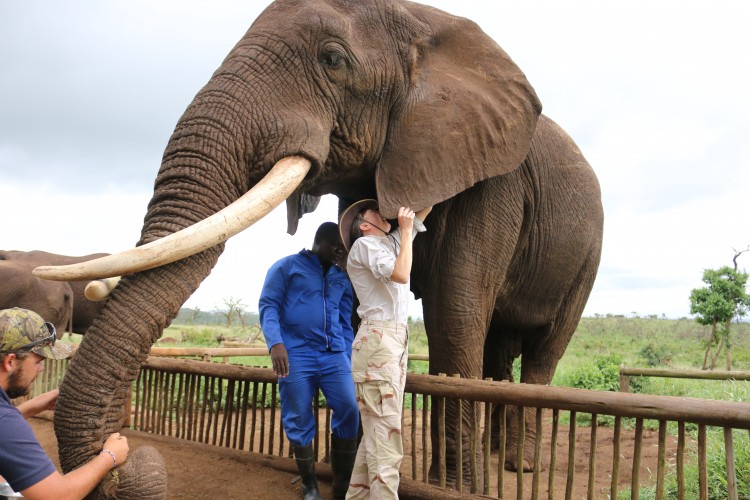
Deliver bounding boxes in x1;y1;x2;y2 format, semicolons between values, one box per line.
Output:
279;350;359;447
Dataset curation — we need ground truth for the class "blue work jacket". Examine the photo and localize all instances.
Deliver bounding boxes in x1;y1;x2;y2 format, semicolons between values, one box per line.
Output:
259;249;354;353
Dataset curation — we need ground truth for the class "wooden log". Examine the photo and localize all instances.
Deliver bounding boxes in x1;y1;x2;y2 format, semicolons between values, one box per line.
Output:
438;373;447;488
250;381;258;451
632;418;644;500
453;375;463;491
150;347;270;357
549;409;559;500
657;420;667;500
588;414;597;500
677;422;685;500
620;363;630;393
405;374;750;429
565;411;576;500
620;366;750;381
470;380;478;494
483;396;491;496
422;394;429;483
411;392;418;479
698;425;707;500
198;374;209;443
259;382;268;454
240;380;251;455
517;406;524;500
532;407;543;500
725;428;738;500
611;416;622;500
149;345;429;361
497;404;506;496
142;357;277;382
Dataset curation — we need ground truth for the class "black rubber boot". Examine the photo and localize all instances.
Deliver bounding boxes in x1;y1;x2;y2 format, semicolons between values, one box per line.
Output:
293;444;323;500
330;436;358;499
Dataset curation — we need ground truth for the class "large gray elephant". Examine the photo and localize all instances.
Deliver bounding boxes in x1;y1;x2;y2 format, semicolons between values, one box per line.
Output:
0;250;108;335
35;0;602;496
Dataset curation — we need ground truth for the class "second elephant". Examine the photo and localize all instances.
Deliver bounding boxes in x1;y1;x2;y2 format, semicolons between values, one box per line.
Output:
0;250;109;335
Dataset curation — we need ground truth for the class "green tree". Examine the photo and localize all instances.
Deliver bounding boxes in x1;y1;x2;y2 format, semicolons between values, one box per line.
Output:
689;249;750;370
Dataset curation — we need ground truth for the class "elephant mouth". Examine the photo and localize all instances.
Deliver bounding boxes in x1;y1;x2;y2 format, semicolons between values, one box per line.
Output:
33;156;311;286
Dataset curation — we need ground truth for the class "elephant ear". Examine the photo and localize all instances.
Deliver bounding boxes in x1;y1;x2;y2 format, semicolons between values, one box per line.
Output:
376;6;542;218
285;190;321;235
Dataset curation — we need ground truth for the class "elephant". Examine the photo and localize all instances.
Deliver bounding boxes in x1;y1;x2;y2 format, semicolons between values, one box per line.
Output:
34;0;603;496
0;250;109;335
0;258;73;337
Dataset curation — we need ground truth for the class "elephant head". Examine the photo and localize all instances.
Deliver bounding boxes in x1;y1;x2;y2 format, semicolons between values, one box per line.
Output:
35;1;542;496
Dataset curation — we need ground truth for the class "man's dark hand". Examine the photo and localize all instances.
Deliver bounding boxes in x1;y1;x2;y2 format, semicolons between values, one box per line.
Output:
270;343;289;377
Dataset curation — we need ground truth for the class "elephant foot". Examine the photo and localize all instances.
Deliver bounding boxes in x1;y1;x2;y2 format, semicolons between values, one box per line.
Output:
428;465;484;492
95;445;167;499
504;456;534;473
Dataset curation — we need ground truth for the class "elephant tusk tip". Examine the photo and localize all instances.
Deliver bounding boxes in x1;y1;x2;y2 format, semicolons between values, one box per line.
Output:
84;277;121;301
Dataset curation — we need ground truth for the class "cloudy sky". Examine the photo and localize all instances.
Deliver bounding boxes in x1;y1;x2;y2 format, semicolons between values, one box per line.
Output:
2;1;748;319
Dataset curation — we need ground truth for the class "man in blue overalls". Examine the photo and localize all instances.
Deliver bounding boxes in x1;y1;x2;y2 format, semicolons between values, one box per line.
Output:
260;222;359;500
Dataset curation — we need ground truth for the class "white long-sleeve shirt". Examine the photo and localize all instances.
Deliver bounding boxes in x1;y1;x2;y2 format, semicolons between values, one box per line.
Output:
346;224;421;324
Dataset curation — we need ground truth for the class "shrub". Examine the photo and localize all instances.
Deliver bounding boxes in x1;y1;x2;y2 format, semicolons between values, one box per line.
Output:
183;328;220;346
639;343;674;367
564;353;624;392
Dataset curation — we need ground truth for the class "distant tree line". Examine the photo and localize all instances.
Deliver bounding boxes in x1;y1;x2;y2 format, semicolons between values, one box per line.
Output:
176;304;260;327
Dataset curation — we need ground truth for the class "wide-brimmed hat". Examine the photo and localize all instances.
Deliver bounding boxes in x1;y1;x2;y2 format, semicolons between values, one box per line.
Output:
0;308;71;360
338;199;379;252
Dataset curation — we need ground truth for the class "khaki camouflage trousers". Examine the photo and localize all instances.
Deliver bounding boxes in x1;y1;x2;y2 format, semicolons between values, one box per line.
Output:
346;320;408;500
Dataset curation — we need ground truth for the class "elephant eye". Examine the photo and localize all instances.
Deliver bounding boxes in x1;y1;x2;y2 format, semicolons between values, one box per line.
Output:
321;49;346;70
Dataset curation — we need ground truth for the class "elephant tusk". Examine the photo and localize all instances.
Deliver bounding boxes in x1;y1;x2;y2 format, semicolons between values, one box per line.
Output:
84;277;122;301
33;156;311;281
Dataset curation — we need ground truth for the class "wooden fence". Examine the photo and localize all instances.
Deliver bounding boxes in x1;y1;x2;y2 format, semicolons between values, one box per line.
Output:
147;346;429;364
28;354;750;499
619;364;750;393
124;359;750;498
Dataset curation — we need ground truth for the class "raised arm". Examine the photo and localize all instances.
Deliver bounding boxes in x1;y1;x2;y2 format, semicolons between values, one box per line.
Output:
391;207;416;284
416;206;432;222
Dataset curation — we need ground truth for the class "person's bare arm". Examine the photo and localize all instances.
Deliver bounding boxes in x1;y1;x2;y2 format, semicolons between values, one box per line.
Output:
416;206;432;222
20;433;129;500
17;390;59;420
391;207;415;284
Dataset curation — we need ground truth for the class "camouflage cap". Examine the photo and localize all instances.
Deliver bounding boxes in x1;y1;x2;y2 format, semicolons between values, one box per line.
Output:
0;308;71;360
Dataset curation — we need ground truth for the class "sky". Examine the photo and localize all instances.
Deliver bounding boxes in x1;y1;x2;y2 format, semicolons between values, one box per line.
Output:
1;1;749;320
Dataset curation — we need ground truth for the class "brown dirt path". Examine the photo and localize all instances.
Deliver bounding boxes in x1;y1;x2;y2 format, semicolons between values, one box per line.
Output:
29;417;321;499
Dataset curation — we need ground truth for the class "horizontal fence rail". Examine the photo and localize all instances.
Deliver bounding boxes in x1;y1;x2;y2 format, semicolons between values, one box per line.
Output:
63;344;430;364
619;364;750;393
25;355;750;499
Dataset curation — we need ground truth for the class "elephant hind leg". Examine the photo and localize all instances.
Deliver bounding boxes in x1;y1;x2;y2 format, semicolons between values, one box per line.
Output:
505;249;602;472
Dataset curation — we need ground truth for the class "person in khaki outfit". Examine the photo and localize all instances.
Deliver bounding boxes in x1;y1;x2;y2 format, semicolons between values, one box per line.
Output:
339;200;431;499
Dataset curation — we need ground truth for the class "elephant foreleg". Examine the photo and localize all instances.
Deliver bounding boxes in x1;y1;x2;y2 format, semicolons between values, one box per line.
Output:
423;292;495;491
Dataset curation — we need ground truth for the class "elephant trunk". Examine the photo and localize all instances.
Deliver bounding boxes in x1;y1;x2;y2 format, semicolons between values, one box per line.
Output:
48;28;334;497
55;254;219;498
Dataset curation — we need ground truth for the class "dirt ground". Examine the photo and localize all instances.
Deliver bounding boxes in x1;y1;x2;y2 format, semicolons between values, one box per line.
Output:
29;413;672;500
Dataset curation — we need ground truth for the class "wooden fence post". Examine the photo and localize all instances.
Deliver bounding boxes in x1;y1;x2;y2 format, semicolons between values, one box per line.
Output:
619;364;630;393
